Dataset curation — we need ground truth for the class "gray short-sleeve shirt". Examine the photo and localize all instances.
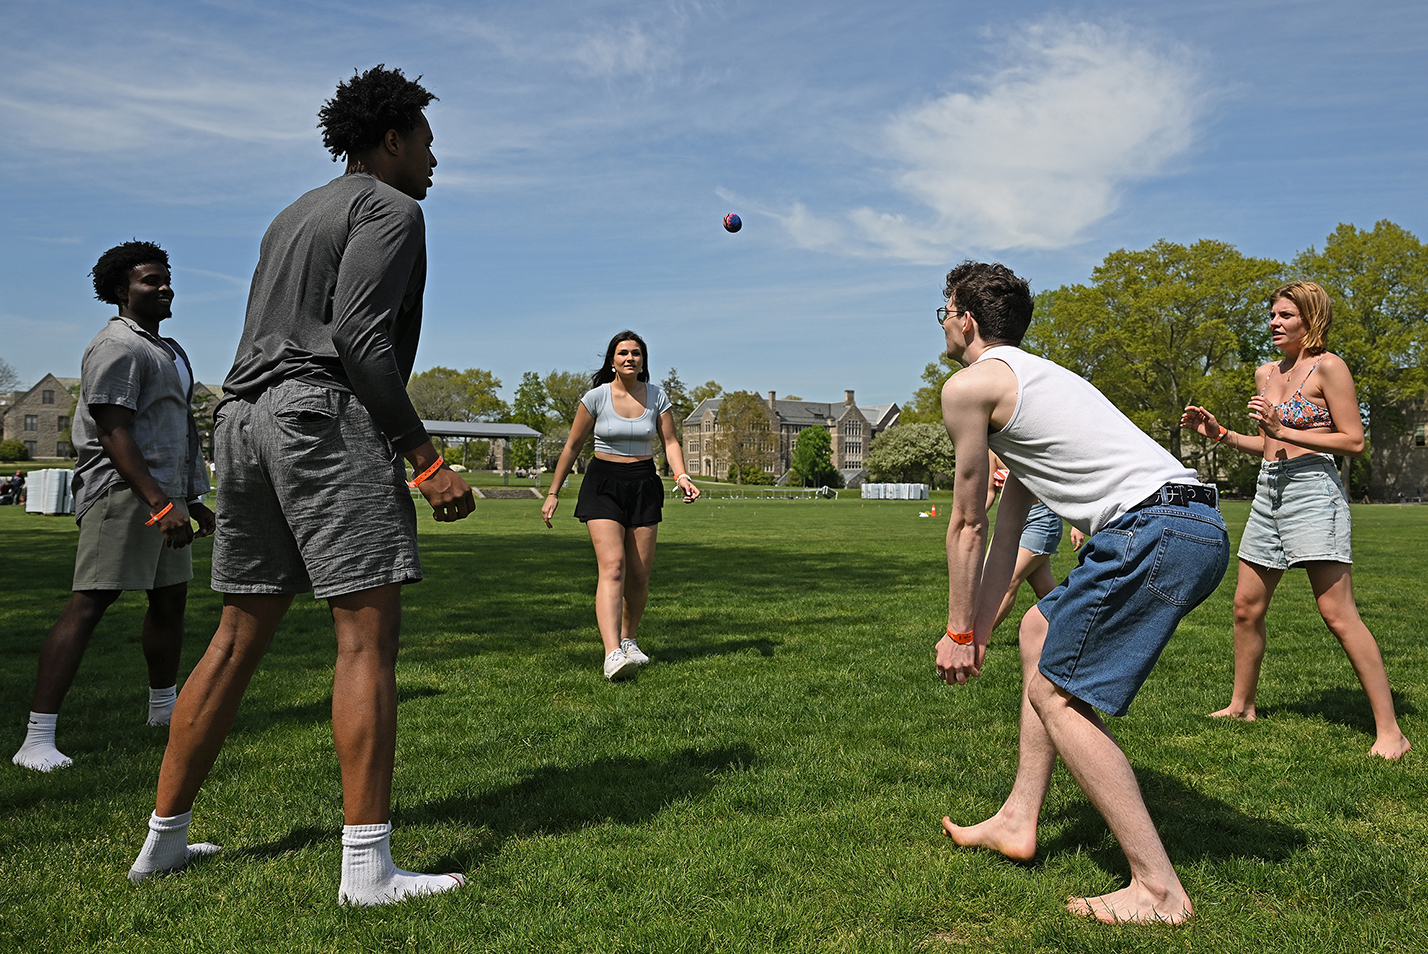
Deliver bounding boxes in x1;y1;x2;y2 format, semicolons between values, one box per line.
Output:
70;317;209;520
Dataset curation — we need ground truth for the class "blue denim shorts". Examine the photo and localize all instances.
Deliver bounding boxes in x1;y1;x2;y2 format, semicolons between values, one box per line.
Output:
1036;500;1229;717
1018;501;1063;555
210;381;422;599
1237;454;1352;569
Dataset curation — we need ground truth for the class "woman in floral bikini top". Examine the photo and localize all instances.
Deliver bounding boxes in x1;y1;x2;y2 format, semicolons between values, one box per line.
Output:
1179;281;1410;760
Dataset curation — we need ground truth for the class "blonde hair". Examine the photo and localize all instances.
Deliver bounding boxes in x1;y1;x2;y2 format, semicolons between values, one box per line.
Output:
1269;281;1332;355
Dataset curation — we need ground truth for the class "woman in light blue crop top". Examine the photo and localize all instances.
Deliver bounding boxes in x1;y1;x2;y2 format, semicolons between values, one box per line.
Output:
542;331;700;681
1181;281;1409;758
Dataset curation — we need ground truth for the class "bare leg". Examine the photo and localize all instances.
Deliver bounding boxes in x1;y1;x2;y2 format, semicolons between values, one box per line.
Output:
1209;560;1282;720
1028;676;1192;924
619;525;658;641
1305;562;1411;759
992;550;1050;631
141;582;188;690
1027;559;1057;600
329;584;402;825
28;590;122;713
154;594;292;817
942;606;1055;862
588;520;630;655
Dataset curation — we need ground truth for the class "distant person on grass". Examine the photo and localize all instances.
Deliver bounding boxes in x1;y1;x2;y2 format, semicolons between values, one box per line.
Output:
933;261;1228;924
13;241;212;773
541;331;700;680
128;66;475;907
1181;281;1410;759
984;451;1084;633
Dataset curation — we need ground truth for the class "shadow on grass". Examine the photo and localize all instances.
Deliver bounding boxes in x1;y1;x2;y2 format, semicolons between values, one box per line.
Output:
1261;687;1417;737
235;745;757;870
1039;767;1305;876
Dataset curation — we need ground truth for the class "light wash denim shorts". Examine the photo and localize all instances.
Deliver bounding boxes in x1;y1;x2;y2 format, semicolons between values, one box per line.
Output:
210;381;422;599
1237;453;1352;569
1036;500;1229;717
1018;501;1063;555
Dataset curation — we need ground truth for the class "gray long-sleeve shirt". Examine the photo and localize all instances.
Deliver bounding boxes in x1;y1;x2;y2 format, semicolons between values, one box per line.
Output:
221;173;430;452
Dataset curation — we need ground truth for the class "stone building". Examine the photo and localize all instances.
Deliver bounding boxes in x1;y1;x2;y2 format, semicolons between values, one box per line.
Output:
1372;391;1428;501
683;389;899;481
0;374;79;460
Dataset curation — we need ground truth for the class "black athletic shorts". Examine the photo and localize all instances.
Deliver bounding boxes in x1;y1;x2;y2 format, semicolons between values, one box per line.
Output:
575;457;663;527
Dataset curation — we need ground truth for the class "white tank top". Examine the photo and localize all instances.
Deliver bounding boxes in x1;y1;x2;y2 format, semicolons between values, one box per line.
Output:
975;346;1200;535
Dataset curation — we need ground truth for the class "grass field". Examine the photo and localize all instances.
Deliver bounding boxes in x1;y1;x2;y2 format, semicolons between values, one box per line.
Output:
1;494;1425;953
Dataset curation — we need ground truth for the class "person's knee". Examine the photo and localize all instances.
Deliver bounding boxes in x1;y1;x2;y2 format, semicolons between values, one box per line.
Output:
1232;589;1267;626
146;586;189;630
1018;609;1048;664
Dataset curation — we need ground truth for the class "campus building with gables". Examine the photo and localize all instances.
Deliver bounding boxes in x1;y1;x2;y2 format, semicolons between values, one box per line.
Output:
683;389;899;483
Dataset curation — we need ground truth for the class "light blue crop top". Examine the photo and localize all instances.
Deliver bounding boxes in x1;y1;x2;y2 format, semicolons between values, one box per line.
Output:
580;382;672;457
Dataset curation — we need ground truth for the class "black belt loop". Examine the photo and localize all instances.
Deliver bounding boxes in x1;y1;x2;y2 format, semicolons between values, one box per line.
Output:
1134;483;1218;511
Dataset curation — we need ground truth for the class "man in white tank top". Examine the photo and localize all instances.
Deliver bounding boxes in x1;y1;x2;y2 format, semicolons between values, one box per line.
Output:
931;262;1228;925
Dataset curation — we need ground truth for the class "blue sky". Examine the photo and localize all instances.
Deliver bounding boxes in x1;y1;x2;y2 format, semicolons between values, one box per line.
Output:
2;0;1425;407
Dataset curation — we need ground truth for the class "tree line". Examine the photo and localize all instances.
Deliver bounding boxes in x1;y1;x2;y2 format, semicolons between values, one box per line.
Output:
884;221;1428;497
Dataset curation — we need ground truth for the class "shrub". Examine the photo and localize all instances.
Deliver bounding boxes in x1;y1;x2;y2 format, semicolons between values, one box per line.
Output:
0;440;29;461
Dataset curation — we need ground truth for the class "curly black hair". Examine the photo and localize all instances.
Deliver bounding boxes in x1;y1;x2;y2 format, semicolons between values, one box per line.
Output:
942;261;1034;346
318;64;438;161
91;240;169;305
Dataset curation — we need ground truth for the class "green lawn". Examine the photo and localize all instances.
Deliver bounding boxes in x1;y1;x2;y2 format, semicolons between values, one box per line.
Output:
1;497;1425;953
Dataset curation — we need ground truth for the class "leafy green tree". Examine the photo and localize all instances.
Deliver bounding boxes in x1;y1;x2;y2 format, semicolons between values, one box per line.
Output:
660;368;693;439
900;354;958;424
864;423;954;484
542;370;588;426
510;371;549;469
1025;239;1282;463
690;380;724;406
708;390;774;485
407;367;508;422
788;425;839;487
1293;220;1428;498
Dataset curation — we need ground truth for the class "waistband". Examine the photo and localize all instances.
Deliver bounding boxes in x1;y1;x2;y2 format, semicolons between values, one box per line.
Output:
1259;452;1335;473
1131;483;1218;511
587;457;658;479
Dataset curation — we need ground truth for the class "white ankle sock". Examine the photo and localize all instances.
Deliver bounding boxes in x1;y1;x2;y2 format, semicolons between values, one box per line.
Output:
146;685;178;726
337;822;465;907
12;711;72;772
128;810;221;884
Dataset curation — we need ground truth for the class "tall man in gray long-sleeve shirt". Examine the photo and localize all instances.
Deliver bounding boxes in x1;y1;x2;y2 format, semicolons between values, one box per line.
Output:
129;66;475;907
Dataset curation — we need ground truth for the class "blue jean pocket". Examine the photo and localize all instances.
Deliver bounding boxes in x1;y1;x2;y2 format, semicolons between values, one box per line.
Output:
1147;526;1228;606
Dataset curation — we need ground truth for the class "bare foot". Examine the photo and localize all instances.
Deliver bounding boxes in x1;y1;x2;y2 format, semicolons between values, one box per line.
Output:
1370;734;1411;760
1067;882;1193;925
941;814;1036;863
1208;704;1255;721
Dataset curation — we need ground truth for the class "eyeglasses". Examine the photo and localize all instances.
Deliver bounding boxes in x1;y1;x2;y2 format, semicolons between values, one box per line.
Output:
936;306;968;326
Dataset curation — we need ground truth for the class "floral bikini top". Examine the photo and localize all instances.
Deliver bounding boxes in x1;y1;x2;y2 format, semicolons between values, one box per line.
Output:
1261;357;1333;429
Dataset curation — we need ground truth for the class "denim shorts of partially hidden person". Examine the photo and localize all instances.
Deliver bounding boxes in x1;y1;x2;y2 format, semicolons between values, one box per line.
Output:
1035;501;1229;717
210;381;421;599
1017;501;1063;555
1237;453;1352;570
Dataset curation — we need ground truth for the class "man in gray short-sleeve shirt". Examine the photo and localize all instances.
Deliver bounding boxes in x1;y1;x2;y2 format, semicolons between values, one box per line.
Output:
129;66;476;908
12;241;214;773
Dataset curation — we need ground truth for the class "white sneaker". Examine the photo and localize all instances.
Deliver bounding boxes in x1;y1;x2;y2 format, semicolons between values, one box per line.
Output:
620;639;650;665
603;648;639;681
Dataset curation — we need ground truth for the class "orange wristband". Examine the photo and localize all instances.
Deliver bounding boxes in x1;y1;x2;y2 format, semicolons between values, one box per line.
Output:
411;457;444;487
145;502;174;526
946;626;974;645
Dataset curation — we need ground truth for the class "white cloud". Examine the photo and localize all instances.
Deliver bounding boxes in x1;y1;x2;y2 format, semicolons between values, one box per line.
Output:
783;18;1204;260
571;22;678;78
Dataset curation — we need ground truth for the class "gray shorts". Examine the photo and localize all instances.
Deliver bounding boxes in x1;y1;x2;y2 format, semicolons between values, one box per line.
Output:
1238;453;1352;569
210;381;421;599
73;487;192;591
